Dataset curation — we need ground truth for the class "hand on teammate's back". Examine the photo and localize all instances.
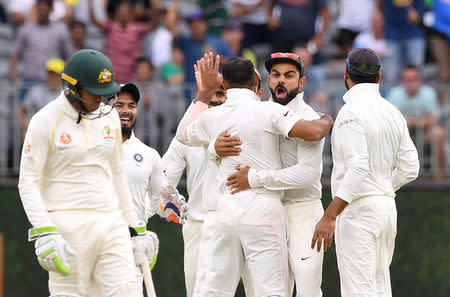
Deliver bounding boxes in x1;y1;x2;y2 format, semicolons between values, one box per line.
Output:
215;131;242;157
226;165;251;194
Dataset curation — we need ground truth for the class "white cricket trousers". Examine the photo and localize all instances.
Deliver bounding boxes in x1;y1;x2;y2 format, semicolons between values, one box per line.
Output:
200;193;289;297
335;196;397;297
285;199;324;297
47;210;142;297
183;218;204;297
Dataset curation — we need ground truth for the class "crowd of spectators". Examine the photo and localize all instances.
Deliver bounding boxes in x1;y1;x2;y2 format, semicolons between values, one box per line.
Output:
0;0;449;180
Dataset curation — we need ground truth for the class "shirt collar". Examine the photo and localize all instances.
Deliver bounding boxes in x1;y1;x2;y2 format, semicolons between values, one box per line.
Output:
123;131;136;145
225;88;260;105
286;92;306;110
343;83;380;103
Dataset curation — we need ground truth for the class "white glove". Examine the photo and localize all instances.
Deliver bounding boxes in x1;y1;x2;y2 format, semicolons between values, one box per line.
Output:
158;185;189;224
29;226;76;276
130;223;159;269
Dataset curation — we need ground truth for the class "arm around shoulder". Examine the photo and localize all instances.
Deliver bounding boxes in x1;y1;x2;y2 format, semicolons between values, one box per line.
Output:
288;114;334;141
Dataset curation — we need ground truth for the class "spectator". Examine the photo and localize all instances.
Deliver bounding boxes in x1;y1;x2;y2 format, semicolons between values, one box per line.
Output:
90;0;160;83
73;0;107;25
69;20;96;51
9;0;74;100
353;9;387;59
379;0;425;90
144;0;178;68
221;19;257;66
29;0;75;23
106;0;158;21
388;65;446;181
292;45;328;113
425;0;450;104
199;0;228;35
8;0;75;26
19;58;65;135
7;0;39;26
133;57;169;152
228;0;270;49
334;0;376;58
161;46;185;86
268;0;330;54
170;9;234;102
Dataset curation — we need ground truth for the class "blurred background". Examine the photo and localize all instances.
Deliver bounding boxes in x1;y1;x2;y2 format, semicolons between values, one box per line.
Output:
0;0;448;296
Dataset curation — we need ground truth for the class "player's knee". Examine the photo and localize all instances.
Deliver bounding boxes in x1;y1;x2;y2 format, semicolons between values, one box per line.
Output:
111;281;143;297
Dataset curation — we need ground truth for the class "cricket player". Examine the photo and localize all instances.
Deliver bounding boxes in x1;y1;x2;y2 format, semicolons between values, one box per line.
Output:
216;52;326;297
162;85;226;297
311;48;420;297
176;53;333;297
18;49;155;297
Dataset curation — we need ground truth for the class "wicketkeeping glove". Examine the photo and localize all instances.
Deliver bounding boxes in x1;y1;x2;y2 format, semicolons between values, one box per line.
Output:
130;223;159;270
158;185;189;224
28;226;76;276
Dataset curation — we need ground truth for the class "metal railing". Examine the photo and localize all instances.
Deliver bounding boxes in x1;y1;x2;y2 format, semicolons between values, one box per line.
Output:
1;81;449;181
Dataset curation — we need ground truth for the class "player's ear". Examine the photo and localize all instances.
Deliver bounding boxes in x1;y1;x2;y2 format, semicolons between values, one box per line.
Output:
222;80;230;90
375;73;382;83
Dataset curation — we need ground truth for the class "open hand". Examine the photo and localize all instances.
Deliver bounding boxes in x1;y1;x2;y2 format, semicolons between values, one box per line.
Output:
215;131;242;157
194;52;222;104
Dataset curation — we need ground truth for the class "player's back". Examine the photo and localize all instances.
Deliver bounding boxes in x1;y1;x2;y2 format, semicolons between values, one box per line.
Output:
332;84;410;198
204;89;301;194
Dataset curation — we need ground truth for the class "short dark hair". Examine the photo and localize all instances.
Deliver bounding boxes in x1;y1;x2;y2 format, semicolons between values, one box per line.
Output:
37;0;53;8
69;20;86;31
134;57;153;70
402;64;420;73
222;57;254;88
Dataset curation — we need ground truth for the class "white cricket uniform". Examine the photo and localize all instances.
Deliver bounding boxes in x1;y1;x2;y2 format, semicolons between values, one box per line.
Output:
247;93;325;297
162;137;207;297
331;84;419;297
177;88;304;297
123;131;166;222
18;92;142;297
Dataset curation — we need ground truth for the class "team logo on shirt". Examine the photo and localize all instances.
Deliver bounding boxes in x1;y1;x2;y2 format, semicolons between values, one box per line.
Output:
60;133;72;145
24;143;31;155
338;118;359;128
98;69;112;83
134;153;143;162
102;126;115;141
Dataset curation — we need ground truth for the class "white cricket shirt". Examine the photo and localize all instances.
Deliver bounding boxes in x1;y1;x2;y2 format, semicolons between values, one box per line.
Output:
176;88;302;198
331;84;419;203
162;137;207;221
247;93;325;203
18;92;139;228
123;132;166;222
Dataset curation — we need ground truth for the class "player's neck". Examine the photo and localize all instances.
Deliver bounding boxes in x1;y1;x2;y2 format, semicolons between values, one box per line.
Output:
122;133;131;143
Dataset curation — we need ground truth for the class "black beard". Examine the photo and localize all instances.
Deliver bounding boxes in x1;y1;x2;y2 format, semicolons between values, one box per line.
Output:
121;121;136;137
270;83;300;106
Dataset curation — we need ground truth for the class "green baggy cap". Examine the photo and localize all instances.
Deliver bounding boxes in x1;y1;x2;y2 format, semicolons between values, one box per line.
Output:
62;49;120;96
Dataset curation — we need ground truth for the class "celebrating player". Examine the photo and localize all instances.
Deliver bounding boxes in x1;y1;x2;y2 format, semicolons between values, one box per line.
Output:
18;49;155;297
176;53;333;297
215;52;326;297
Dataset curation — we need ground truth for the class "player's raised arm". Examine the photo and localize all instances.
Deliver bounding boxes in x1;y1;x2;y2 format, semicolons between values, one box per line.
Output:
175;52;222;144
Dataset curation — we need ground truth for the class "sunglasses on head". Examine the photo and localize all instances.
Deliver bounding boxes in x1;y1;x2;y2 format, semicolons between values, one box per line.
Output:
271;52;301;62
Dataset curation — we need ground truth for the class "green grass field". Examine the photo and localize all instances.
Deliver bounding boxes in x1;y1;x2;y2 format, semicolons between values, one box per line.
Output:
0;186;449;296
